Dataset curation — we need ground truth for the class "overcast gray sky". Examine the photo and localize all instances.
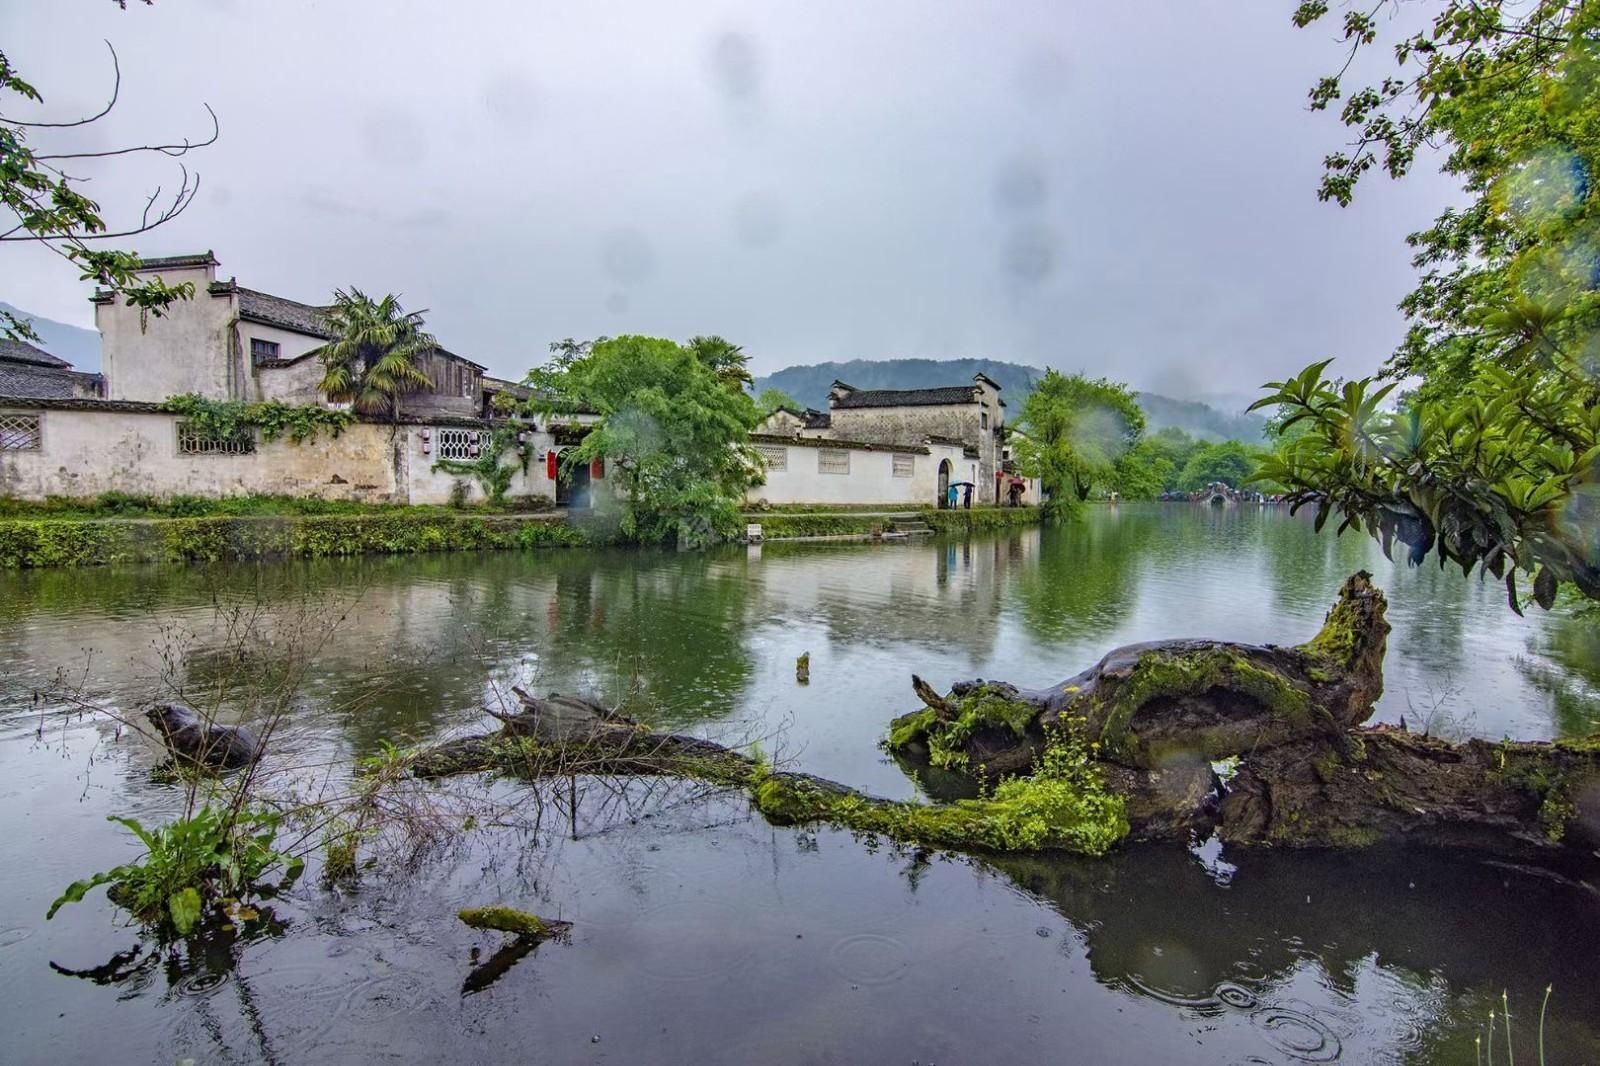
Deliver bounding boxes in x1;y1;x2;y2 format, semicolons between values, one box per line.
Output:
0;0;1460;398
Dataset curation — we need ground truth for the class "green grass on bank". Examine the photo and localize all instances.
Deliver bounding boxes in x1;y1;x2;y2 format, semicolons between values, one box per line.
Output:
752;506;1042;539
0;511;585;568
0;491;555;521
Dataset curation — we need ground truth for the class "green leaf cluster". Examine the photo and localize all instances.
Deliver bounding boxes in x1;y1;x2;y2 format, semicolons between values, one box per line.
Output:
432;422;532;506
1253;352;1600;612
47;806;302;936
158;393;355;444
317;288;437;418
1012;371;1146;513
1293;0;1600;394
522;335;763;545
1;46;203;343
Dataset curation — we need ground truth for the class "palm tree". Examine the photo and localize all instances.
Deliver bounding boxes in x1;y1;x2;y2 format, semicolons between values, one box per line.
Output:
686;335;753;393
318;288;436;418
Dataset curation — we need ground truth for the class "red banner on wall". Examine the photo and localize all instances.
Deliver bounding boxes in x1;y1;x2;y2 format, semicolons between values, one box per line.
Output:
546;450;558;480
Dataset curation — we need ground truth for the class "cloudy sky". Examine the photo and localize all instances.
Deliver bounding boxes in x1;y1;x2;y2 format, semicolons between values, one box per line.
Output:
0;1;1460;398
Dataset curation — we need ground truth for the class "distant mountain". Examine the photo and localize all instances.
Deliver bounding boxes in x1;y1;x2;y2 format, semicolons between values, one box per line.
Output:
755;357;1267;442
754;358;1045;409
1134;391;1267;443
0;302;101;372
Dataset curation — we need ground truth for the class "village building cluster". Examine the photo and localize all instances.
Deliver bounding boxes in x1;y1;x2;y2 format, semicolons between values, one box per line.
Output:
0;253;1031;509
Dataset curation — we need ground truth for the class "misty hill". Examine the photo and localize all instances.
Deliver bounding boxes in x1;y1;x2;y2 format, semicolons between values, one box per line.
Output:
1134;392;1266;443
755;358;1045;410
755;358;1266;442
0;302;100;371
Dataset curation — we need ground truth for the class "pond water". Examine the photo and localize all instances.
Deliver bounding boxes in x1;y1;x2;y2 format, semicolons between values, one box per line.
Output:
2;503;1598;1064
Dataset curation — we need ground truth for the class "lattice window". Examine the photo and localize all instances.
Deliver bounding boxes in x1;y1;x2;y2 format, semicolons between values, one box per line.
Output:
250;338;280;360
0;413;41;451
756;444;787;471
176;421;255;455
436;428;483;460
818;449;850;475
892;453;915;478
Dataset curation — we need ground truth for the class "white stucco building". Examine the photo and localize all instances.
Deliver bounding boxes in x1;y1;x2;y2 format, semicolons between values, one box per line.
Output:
1;252;604;507
750;373;1033;508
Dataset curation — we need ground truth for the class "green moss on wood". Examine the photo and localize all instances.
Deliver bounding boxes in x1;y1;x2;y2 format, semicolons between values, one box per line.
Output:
771;723;1127;856
459;905;558;938
884;684;1041;770
1094;648;1311;757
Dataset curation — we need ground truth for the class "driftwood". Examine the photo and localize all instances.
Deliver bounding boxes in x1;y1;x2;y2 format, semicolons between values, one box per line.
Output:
891;572;1389;775
145;704;263;770
410;576;1600;868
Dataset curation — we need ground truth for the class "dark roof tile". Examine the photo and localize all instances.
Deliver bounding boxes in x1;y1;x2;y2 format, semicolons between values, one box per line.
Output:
0;337;71;368
831;385;978;409
235;287;337;338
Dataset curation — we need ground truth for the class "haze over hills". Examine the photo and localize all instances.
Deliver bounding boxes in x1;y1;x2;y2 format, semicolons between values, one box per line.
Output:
0;302;100;372
754;358;1267;442
0;309;1270;442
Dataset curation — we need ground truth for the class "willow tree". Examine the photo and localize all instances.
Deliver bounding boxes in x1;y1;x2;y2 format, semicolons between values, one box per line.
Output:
1257;1;1600;610
318;289;437;419
1013;371;1145;514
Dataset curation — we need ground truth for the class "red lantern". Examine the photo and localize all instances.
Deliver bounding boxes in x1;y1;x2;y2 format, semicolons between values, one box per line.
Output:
546;450;558;480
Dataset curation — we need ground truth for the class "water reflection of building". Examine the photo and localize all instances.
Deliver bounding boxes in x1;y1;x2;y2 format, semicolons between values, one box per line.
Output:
752;529;1041;660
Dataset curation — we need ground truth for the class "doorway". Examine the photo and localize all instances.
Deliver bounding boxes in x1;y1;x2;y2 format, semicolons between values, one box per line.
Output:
556;453;593;509
937;459;952;508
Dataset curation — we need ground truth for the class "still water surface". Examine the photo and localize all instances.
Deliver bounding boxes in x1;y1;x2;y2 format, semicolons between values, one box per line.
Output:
2;503;1598;1064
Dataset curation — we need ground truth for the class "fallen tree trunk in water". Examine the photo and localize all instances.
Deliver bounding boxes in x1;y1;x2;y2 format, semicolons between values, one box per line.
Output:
410;577;1600;867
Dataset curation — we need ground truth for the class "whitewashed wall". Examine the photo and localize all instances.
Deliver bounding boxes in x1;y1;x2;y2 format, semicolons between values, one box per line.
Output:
0;405;598;506
746;439;975;506
97;263;239;403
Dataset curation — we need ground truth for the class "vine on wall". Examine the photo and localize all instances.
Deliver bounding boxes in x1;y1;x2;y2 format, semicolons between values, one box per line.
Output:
432;422;532;506
159;394;356;444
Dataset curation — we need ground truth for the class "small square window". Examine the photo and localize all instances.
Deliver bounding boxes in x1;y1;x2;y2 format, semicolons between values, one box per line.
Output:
756;444;787;471
818;449;850;475
892;453;915;478
981;411;989;429
177;421;255;455
251;338;281;361
0;412;42;450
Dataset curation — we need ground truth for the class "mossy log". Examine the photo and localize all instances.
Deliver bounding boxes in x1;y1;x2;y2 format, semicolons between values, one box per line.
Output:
1217;728;1600;860
889;571;1390;775
413;688;1129;856
410;583;1600;867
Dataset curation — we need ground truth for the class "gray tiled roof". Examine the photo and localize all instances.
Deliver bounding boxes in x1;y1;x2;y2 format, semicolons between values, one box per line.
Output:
0;364;102;398
0;337;71;368
832;385;979;409
237;287;337;339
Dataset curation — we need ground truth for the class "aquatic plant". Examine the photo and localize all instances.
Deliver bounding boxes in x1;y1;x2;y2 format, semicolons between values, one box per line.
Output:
46;806;302;936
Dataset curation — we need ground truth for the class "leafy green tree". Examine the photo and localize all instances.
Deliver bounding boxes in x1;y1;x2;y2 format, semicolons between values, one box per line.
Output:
1013;371;1145;513
524;335;763;545
1258;1;1600;610
1292;1;1598;396
1114;426;1204;497
1177;440;1259;492
756;387;801;416
1;30;218;341
687;335;754;393
318;289;437;419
